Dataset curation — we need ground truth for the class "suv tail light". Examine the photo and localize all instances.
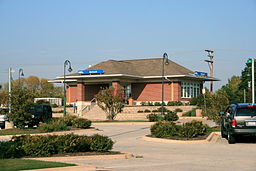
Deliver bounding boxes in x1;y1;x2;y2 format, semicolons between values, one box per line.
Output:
232;119;237;128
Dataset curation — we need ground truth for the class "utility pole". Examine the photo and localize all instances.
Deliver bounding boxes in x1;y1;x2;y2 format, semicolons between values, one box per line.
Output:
8;68;12;114
247;58;255;103
205;50;214;94
252;58;255;103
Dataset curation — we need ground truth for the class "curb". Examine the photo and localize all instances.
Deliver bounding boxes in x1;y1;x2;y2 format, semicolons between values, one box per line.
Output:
24;152;133;171
139;132;220;144
26;152;133;162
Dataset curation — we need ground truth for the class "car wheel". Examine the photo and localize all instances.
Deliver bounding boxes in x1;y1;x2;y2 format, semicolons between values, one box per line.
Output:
227;132;236;144
221;127;227;138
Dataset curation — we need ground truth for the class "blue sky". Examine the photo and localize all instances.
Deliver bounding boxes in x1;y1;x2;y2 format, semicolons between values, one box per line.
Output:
0;0;256;90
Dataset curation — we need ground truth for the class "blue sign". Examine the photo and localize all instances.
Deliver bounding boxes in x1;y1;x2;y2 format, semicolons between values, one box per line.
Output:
195;71;208;77
78;70;104;75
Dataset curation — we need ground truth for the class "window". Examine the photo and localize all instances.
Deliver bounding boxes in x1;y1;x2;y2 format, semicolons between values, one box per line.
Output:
181;82;201;98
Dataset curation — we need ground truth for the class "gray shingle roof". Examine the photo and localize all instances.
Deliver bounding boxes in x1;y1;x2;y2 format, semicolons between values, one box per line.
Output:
70;58;193;77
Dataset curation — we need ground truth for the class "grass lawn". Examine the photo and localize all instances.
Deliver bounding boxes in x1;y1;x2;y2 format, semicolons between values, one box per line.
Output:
0;128;46;136
0;159;76;171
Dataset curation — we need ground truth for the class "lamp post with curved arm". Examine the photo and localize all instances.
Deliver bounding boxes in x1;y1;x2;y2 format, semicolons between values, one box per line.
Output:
161;53;169;115
18;68;24;87
63;60;73;116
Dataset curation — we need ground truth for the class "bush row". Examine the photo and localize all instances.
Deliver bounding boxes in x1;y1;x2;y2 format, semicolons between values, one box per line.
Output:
38;116;91;132
182;109;196;117
138;107;183;113
150;120;209;139
147;111;179;122
0;133;114;159
140;101;188;106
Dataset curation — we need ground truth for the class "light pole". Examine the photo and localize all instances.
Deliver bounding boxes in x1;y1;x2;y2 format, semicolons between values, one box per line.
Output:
161;53;169;115
18;68;24;86
63;60;73;116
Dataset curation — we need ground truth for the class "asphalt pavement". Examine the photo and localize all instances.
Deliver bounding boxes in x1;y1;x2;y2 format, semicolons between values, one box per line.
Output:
84;120;256;171
26;119;256;171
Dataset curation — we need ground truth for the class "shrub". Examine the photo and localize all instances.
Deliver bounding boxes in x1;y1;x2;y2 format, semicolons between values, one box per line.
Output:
150;121;179;138
182;109;196;117
147;113;164;122
137;110;144;113
157;107;170;113
152;109;158;112
0;133;114;158
164;111;179;121
167;101;175;106
150;120;209;139
0;140;25;159
147;102;154;106
167;101;183;106
154;102;161;106
174;101;183;106
54;134;91;153
90;134;114;152
51;104;58;108
38;120;69;132
144;109;151;113
179;120;209;138
60;115;79;126
20;135;57;157
174;108;183;112
72;118;91;129
140;102;146;106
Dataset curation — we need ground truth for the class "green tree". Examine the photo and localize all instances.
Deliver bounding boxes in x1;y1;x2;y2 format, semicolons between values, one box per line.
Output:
221;76;243;104
9;88;36;128
95;87;125;120
239;60;256;102
191;89;229;125
0;90;8;106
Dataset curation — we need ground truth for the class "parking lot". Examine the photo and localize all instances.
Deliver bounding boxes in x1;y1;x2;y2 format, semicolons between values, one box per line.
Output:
80;119;256;171
24;119;256;171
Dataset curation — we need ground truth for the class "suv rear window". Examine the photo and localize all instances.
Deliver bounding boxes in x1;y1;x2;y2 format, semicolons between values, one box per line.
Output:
236;107;256;116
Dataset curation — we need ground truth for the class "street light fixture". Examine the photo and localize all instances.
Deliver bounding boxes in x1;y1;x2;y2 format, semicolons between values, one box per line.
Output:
63;60;73;116
161;53;169;115
18;68;24;86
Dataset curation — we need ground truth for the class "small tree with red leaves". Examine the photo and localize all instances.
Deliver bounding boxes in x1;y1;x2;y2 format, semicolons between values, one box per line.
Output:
95;87;125;120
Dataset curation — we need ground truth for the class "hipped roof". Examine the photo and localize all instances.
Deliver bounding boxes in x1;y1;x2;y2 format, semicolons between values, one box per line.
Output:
70;58;193;76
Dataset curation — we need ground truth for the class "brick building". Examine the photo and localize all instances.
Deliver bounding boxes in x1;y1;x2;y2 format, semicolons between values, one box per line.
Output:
52;58;218;106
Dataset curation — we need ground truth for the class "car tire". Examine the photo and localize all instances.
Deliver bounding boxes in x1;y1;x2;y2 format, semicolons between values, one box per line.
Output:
227;132;236;144
221;128;227;138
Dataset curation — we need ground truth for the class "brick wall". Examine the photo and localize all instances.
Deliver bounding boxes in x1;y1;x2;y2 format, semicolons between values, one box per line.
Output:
132;82;181;102
67;85;77;103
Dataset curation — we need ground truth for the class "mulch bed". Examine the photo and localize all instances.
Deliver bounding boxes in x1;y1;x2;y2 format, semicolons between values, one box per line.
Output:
148;132;211;141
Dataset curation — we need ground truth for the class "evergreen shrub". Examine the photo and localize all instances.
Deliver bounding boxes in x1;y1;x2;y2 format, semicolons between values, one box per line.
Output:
0;133;114;158
150;120;209;139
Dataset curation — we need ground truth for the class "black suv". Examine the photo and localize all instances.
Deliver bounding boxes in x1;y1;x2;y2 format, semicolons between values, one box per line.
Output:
220;103;256;144
29;105;52;126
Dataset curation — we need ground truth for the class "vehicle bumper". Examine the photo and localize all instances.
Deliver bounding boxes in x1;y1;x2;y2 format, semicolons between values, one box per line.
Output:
0;121;5;127
230;129;256;136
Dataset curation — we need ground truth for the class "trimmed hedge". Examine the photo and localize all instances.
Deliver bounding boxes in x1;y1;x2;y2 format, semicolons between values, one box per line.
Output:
38;120;69;132
150;120;209;139
0;133;114;159
147;111;179;122
38;116;92;132
182;109;196;117
150;121;179;138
